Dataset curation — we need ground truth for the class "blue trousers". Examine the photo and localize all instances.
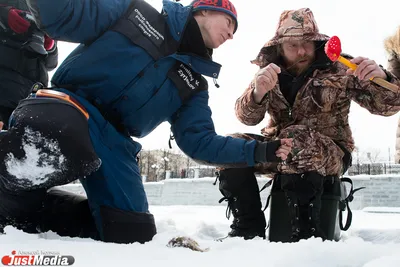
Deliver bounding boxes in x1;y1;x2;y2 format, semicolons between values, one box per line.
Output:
78;93;150;233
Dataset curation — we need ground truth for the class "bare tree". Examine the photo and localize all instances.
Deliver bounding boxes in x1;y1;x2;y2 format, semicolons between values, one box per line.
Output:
366;149;381;164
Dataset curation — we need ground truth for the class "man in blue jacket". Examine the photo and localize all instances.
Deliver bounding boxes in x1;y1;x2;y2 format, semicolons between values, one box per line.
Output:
0;0;58;129
0;0;292;244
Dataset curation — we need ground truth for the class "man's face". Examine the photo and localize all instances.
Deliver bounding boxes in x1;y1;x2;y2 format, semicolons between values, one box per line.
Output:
196;11;235;49
281;40;316;75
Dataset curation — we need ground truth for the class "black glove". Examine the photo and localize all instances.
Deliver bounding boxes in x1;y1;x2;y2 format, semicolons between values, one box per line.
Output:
254;140;281;163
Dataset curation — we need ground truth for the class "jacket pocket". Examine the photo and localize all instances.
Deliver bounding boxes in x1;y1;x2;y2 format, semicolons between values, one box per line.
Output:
310;77;346;112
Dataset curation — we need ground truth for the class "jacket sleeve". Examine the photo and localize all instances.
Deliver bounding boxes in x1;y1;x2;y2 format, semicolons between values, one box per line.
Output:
25;0;132;43
170;90;257;168
44;42;58;71
346;68;400;116
235;79;270;126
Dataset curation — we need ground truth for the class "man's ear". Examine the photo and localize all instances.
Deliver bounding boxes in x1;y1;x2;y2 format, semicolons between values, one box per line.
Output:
192;10;207;19
200;9;208;16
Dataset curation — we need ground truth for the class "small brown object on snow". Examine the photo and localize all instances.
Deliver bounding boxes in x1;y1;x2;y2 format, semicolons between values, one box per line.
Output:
167;236;209;252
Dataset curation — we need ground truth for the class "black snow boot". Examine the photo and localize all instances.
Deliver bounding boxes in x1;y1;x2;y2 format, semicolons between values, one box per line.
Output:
0;176;48;234
37;188;99;240
217;168;266;240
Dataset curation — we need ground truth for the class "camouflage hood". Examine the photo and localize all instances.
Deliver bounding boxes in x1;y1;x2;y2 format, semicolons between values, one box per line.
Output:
251;8;330;67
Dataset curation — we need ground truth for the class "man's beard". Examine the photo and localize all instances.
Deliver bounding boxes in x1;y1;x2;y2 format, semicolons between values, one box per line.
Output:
285;56;315;76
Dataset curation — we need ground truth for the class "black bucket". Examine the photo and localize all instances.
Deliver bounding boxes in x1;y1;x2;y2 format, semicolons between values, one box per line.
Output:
268;175;342;242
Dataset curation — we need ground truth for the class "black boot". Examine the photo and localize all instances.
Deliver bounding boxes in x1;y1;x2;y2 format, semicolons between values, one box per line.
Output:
218;168;266;240
280;172;326;242
38;188;99;239
0;177;47;234
0;180;99;238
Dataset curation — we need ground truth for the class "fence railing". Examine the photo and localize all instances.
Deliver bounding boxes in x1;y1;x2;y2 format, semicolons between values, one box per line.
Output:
347;163;400;175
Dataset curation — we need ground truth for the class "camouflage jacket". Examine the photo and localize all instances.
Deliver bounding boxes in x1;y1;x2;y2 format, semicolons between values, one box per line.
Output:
236;61;400;155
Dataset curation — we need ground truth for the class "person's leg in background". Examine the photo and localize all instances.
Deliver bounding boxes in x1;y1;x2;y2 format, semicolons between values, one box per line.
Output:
217;133;277;240
0;97;101;236
218;167;267;239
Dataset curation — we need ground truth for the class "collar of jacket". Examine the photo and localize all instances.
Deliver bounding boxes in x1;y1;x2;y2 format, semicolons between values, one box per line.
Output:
162;0;221;79
178;16;212;60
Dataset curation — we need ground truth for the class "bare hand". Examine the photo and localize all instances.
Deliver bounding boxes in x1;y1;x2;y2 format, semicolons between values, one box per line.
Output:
0;121;3;130
253;63;281;103
276;138;293;160
346;57;387;81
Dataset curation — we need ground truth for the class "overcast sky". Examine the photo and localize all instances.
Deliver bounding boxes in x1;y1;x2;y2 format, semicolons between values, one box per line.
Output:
52;0;400;161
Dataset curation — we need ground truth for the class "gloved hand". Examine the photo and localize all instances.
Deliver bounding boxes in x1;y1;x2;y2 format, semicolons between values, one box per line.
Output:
3;8;31;34
277;125;345;176
254;138;293;163
44;35;55;51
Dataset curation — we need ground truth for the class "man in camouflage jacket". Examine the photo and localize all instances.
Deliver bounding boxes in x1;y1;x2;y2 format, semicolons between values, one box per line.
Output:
217;8;400;242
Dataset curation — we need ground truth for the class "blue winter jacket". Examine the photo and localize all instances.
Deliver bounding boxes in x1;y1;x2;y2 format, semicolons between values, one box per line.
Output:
26;0;258;166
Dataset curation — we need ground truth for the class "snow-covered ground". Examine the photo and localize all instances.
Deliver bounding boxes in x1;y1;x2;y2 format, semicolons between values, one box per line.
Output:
1;206;400;267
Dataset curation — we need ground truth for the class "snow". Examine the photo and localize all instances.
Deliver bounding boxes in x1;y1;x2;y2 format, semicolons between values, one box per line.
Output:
350;174;400;180
363;207;400;214
1;206;400;267
4;127;65;186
